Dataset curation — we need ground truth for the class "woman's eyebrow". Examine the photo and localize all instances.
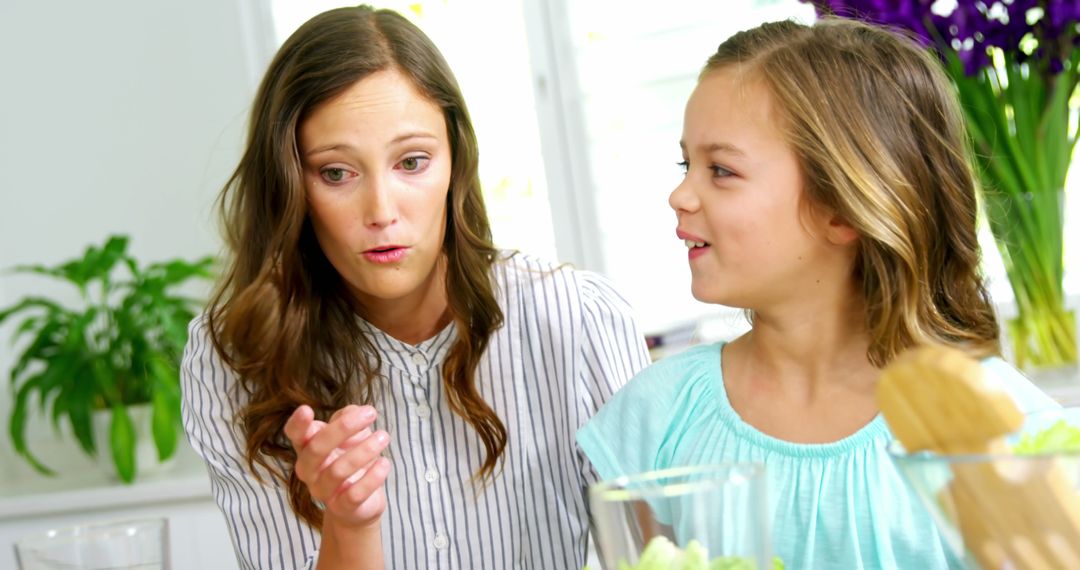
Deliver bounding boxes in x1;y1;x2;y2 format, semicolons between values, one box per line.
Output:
305;131;439;157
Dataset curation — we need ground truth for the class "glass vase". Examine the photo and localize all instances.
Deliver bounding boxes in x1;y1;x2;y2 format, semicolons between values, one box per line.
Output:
984;189;1077;375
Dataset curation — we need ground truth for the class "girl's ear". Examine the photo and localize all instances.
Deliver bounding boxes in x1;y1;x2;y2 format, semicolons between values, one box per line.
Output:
825;215;859;246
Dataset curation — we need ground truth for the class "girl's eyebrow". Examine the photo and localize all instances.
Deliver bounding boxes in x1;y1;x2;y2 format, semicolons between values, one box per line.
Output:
679;140;747;157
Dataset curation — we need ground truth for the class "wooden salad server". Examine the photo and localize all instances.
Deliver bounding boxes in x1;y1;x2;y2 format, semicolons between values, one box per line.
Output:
877;344;1080;569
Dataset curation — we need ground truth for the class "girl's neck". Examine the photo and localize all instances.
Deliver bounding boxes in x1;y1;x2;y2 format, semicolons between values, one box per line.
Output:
722;294;882;444
357;260;453;346
731;292;877;402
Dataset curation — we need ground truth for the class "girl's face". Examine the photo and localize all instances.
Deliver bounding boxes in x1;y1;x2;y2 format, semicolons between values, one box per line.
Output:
299;68;452;311
671;68;854;311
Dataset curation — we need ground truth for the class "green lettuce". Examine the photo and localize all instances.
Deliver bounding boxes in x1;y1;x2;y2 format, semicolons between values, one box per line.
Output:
584;536;784;570
1013;420;1080;455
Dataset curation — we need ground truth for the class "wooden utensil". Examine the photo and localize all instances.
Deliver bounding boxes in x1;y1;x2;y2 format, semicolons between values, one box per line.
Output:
878;344;1080;569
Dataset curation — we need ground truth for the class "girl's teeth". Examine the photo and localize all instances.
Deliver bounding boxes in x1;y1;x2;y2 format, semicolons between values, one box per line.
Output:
683;239;707;249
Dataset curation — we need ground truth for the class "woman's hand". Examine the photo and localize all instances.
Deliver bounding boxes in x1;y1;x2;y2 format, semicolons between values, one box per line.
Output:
284;404;392;529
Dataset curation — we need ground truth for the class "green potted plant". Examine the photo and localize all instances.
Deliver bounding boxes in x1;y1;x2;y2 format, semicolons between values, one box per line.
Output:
0;235;215;483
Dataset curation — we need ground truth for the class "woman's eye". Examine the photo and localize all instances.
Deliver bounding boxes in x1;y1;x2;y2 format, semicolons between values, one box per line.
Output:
677;160;689;174
399;156;429;172
320;168;350;183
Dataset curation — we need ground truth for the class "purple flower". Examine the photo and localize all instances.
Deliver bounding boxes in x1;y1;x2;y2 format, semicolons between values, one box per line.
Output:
800;0;1079;76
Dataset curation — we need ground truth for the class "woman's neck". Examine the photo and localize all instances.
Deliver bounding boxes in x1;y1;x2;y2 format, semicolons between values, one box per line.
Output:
357;260;453;346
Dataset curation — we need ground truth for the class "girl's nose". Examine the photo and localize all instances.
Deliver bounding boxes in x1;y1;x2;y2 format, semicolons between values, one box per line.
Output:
669;176;700;214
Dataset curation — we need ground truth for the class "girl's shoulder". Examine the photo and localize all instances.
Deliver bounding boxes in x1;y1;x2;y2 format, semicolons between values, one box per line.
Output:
601;342;723;414
639;342;722;381
577;343;725;480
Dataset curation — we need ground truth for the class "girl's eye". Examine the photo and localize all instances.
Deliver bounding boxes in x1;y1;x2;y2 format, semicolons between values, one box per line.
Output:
320;167;352;184
711;165;734;178
677;160;732;179
398;156;429;172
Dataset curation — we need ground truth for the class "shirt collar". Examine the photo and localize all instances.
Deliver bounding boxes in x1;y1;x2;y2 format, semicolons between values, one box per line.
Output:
357;317;458;378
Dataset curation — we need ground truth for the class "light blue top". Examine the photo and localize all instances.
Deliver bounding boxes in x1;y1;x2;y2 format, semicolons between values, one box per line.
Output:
576;342;1060;570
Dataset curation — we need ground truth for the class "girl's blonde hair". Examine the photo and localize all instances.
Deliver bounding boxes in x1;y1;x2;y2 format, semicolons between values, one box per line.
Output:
704;18;999;366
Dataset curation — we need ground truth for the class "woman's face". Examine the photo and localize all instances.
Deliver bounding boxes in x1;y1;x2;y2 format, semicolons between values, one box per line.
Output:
670;68;850;311
299;68;452;311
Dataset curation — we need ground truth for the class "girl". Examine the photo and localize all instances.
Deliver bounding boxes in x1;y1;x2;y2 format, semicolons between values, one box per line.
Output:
180;5;650;569
577;17;1059;569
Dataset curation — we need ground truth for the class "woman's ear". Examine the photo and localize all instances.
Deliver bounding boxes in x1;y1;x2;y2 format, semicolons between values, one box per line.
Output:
825;215;859;246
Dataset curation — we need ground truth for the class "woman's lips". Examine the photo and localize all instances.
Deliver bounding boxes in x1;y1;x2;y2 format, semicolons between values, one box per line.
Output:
363;246;409;264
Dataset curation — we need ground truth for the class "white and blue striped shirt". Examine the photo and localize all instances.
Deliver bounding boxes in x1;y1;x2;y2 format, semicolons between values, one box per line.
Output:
180;253;651;569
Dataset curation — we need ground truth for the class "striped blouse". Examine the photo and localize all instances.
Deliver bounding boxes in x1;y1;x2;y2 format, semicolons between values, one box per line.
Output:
180;253;651;569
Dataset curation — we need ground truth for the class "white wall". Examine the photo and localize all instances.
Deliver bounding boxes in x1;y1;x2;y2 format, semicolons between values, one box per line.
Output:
0;0;274;479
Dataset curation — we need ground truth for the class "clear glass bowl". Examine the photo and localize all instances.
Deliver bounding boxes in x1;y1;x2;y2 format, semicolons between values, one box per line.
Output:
888;407;1080;569
589;463;772;569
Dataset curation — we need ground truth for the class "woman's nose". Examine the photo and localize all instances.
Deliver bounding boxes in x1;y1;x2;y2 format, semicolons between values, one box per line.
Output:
362;177;398;228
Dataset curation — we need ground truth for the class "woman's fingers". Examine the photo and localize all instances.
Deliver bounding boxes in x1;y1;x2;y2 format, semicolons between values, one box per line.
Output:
326;457;392;520
293;405;376;480
310;429;391;500
283;405;317;450
284;404;392;527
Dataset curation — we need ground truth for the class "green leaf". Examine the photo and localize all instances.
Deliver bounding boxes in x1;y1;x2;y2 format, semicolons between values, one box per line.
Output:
7;263;69;282
11;314;43;344
109;404;137;483
1014;420;1080;455
156;306;189;355
10;319;64;386
98;235;128;268
60;257;91;289
154;256;215;286
68;361;98;455
150;359;180;461
95;235;129;277
50;387;69;434
34;353;79;415
9;373;56;475
0;296;65;325
90;356;122;408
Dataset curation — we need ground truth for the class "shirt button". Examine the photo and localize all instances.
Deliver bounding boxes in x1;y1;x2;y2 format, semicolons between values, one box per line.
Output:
411;353;426;366
416;404;431;419
433;533;449;549
424;468;439;483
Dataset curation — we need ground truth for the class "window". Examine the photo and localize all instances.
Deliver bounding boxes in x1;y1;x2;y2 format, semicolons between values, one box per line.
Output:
532;0;818;335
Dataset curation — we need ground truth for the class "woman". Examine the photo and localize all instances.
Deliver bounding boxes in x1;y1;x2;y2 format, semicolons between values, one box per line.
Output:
180;5;650;569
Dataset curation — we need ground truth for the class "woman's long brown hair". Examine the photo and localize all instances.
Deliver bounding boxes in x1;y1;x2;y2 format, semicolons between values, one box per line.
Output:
206;5;505;527
703;18;1000;366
